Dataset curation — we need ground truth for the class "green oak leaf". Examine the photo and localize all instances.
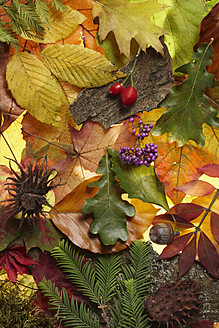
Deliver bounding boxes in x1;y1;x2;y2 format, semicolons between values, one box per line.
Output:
108;148;169;212
152;42;219;147
82;152;136;245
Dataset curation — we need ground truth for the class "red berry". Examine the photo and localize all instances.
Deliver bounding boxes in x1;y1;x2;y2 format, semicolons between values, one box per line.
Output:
109;83;123;95
120;87;137;106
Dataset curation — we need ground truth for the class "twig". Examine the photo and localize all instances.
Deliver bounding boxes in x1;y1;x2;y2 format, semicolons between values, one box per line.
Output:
98;296;111;328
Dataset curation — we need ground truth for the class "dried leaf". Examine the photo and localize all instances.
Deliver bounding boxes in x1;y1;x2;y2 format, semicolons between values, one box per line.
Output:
171;203;205;221
191;320;214;328
92;0;166;57
153;213;194;230
6;52;63;126
211;212;219;244
178;233;197;278
174;180;216;197
198;231;219;279
41;44;125;88
70;42;173;128
198;163;219;177
152;43;219;147
158;233;194;260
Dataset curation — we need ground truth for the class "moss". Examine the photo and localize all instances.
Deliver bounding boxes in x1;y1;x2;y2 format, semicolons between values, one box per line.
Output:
0;280;58;328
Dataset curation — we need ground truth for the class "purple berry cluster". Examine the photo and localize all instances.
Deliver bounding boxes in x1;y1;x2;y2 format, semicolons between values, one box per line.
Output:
118;117;158;167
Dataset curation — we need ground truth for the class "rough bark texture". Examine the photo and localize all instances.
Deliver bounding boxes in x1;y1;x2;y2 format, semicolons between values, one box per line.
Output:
69;38;173;129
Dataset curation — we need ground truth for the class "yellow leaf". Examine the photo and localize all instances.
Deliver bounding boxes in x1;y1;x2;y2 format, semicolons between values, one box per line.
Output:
92;0;166;57
22;6;86;44
6;52;63;126
40;44;126;88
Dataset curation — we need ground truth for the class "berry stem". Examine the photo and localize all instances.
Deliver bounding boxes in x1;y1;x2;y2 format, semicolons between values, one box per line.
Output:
121;47;141;86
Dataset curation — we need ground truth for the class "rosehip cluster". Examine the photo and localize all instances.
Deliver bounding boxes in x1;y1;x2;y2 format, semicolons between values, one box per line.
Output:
118;117;158;167
109;83;137;106
119;144;158;167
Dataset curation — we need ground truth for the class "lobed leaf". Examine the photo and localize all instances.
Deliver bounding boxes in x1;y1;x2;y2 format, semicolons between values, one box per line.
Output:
108;148;169;212
41;44;125;88
6;51;63;126
178;233;197;278
174;180;216;197
152;43;219;147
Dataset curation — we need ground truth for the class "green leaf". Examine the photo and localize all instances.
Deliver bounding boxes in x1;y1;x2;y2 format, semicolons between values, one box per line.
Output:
51;239;100;304
82;152;136;245
152;0;207;71
6;51;63;126
96;252;122;305
40;44;125;88
108;148;169;212
152;42;219;147
38;278;100;328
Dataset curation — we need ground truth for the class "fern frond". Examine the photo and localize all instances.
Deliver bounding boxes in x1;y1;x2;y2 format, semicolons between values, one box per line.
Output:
95;252;121;305
51;239;100;304
118;279;149;328
35;0;50;26
0;22;18;47
123;241;151;296
38;278;100;328
46;0;65;12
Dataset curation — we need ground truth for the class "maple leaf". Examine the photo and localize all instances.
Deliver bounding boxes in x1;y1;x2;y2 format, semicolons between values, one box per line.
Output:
195;3;219;79
92;0;166;57
152;42;219;147
82;152;136;245
0;245;38;282
70;39;173;128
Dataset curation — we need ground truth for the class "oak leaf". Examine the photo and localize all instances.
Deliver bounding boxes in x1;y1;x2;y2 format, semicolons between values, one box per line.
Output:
152;43;219;147
0;245;37;282
92;0;166;57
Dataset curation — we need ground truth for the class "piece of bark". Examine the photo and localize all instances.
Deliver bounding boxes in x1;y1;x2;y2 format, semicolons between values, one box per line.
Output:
70;38;173;129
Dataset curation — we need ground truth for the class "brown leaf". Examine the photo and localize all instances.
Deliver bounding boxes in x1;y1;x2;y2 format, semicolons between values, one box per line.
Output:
70;39;173;128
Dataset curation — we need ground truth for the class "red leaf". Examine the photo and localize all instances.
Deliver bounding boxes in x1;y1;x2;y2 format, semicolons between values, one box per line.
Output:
174;180;216;196
0;245;38;282
191;320;214;328
198;164;219;177
211;212;219;244
198;231;219;279
158;232;194;260
179;234;197;278
171;203;205;221
153;213;194;229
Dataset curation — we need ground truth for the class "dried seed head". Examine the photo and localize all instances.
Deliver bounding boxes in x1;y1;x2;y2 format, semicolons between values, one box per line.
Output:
2;156;60;230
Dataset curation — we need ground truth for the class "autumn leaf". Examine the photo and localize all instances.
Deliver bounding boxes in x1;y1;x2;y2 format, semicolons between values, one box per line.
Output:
152;42;219;147
6;51;63;126
40;43;125;88
82;152;136;245
70;40;173;128
191;321;214;328
198;163;219;177
108;148;169;212
178;233;197;278
92;0;166;57
194;3;219;79
174;180;216;197
0;245;38;282
152;0;207;71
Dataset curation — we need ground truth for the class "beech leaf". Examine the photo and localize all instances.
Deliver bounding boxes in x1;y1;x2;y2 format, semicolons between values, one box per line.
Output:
198;231;219;279
6;52;63;126
211;212;219;244
108;148;169;212
198;164;219;177
70;42;173;128
92;0;166;57
82;152;136;245
178;233;197;278
174;180;216;197
152;43;219;147
41;44;125;88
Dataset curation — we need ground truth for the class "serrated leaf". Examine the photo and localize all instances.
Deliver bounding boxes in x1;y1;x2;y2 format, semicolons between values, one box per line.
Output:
6;52;63;126
23;6;86;43
152;0;207;71
82;152;136;245
152;43;219;146
178;233;196;278
108;148;169;212
92;0;166;57
40;44;125;88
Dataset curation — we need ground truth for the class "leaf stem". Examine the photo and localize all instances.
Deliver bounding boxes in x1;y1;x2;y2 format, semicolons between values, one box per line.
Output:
122;47;141;87
196;189;219;231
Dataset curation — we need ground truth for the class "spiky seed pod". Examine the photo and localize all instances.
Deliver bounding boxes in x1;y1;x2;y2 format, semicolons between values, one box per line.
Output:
2;156;60;230
145;280;201;328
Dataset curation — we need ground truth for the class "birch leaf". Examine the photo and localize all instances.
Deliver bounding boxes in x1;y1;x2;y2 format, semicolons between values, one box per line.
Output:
23;6;86;44
6;51;63;126
92;0;166;57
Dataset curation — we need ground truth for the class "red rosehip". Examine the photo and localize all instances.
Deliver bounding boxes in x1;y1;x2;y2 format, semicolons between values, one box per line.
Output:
120;87;137;106
109;83;123;95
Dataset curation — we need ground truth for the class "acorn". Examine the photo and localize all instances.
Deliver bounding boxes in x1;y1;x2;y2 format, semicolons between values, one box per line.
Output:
149;223;179;245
